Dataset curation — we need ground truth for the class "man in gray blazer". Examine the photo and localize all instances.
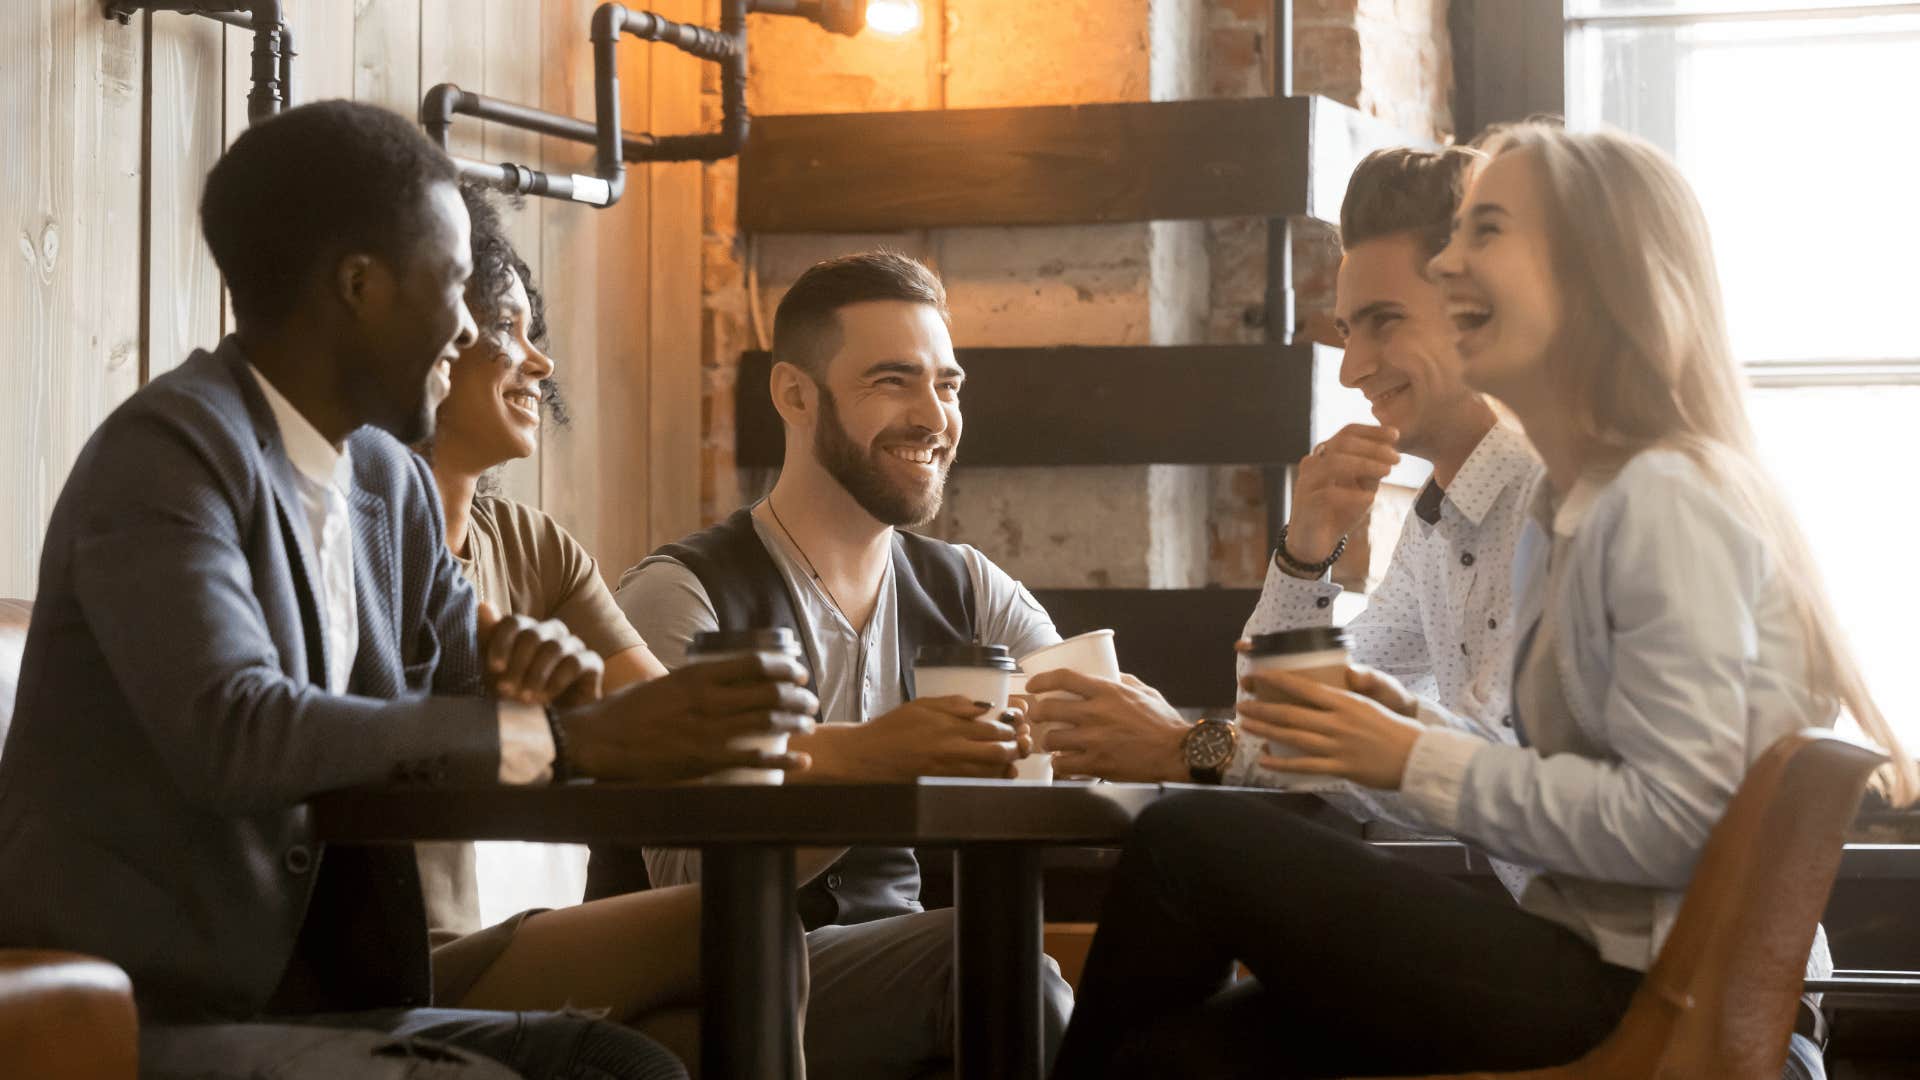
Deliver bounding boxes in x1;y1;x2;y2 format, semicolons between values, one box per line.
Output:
0;100;814;1079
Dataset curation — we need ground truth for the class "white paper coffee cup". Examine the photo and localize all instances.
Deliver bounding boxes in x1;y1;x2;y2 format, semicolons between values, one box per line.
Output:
914;644;1038;781
687;628;804;785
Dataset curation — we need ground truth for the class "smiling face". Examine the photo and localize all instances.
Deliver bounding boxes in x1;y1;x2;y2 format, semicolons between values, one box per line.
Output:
1428;150;1565;409
435;267;553;472
807;299;963;527
1333;231;1484;461
340;180;477;443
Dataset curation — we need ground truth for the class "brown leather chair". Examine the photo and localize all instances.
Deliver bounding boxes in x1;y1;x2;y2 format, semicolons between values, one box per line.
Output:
1361;727;1888;1080
0;598;139;1079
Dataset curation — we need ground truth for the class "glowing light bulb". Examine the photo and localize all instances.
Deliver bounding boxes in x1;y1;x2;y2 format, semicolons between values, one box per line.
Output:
865;0;922;36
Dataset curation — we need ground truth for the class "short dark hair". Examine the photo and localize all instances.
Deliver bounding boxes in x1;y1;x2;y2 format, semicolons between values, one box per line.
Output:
201;99;458;327
772;250;949;379
1339;145;1484;259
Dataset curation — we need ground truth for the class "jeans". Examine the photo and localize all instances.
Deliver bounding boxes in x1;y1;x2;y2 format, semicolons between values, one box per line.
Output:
1053;791;1825;1079
140;1006;687;1080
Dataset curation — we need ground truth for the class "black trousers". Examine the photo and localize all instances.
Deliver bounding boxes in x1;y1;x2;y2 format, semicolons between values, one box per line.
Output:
1051;791;1643;1079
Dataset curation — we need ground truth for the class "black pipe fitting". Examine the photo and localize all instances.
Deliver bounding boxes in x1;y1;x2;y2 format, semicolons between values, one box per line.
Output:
422;0;756;208
102;0;289;124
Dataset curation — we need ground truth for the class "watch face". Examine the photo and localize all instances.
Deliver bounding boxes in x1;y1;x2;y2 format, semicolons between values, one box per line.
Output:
1187;721;1235;769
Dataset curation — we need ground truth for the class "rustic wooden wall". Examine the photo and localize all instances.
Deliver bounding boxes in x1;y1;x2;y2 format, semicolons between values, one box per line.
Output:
0;0;702;596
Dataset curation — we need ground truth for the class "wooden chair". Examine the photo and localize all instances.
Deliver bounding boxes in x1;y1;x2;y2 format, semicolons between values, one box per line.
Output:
0;599;139;1079
1362;727;1888;1080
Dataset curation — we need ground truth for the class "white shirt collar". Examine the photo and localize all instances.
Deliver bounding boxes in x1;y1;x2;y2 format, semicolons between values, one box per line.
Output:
1444;423;1539;527
248;365;346;490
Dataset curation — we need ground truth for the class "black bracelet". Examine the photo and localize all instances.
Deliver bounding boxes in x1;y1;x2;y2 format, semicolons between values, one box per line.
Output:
1274;523;1348;577
545;706;575;785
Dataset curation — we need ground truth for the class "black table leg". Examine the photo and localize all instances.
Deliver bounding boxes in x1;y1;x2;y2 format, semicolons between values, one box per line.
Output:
954;844;1044;1080
701;844;800;1080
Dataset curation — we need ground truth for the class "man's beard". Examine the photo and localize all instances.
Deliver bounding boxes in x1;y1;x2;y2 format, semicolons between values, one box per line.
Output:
813;388;948;528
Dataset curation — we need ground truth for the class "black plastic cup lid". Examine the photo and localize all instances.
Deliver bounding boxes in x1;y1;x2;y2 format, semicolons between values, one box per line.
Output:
1246;627;1349;656
914;644;1017;670
690;628;801;655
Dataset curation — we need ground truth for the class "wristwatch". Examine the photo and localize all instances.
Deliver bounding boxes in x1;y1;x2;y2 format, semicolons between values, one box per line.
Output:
1181;718;1238;785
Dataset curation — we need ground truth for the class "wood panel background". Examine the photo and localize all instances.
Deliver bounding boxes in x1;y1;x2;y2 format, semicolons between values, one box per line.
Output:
0;0;702;597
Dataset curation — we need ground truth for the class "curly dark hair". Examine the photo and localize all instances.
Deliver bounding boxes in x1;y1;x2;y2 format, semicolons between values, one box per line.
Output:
457;180;570;426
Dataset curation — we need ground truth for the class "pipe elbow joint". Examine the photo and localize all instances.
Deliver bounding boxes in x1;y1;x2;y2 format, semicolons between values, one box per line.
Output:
591;2;628;42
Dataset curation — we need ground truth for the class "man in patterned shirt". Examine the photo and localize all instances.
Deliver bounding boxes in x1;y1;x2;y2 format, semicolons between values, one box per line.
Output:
1030;146;1541;800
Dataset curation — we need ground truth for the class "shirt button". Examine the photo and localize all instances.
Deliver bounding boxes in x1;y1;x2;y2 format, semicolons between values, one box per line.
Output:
1461;552;1476;567
1501;714;1513;727
1459;643;1469;655
1487;617;1498;630
1314;597;1331;609
283;845;314;874
825;873;843;890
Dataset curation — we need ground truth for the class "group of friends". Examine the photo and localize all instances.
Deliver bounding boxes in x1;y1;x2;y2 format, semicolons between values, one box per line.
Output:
0;97;1911;1080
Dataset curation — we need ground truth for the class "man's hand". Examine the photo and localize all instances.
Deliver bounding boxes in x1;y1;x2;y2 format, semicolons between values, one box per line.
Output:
796;697;1023;782
559;652;818;784
478;601;604;706
1027;670;1189;783
1236;666;1424;789
1283;424;1401;576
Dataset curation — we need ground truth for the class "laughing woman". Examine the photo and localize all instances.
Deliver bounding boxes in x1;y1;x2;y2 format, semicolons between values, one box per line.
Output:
1048;124;1915;1080
416;184;720;1069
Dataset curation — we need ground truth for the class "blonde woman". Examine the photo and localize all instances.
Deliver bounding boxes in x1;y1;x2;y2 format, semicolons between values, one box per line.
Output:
1049;124;1912;1079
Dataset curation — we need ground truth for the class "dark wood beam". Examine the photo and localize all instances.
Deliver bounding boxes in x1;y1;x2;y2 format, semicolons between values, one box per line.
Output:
1029;588;1262;709
734;344;1315;468
739;95;1418;233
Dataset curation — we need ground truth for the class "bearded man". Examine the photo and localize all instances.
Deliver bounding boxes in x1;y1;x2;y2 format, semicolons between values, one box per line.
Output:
601;251;1074;1080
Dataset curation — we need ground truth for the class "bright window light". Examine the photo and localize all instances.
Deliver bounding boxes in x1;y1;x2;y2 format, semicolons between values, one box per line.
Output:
865;0;922;36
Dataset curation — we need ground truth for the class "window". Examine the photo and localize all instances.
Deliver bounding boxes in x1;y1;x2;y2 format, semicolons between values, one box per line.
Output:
1566;1;1920;746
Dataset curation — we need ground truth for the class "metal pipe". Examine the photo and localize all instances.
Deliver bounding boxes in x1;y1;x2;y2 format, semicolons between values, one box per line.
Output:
244;0;285;123
420;83;659;160
198;7;293;114
417;0;758;207
624;0;750;162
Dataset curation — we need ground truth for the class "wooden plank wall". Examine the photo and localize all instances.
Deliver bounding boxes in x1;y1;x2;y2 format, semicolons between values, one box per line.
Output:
0;0;702;596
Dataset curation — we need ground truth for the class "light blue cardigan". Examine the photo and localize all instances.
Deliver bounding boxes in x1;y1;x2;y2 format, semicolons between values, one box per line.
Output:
1402;448;1834;977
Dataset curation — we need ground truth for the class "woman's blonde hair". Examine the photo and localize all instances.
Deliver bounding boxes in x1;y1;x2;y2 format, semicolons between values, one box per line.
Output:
1484;122;1916;805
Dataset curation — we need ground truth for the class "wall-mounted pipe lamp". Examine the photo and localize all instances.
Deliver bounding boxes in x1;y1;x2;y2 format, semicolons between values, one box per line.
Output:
423;0;919;210
103;1;293;126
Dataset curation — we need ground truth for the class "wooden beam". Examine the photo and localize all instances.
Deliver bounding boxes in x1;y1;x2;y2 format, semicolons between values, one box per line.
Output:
742;97;1312;233
740;95;1426;234
735;344;1314;468
1029;588;1261;709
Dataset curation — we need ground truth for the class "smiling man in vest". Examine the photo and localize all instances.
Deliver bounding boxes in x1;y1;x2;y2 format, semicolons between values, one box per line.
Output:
601;250;1074;1079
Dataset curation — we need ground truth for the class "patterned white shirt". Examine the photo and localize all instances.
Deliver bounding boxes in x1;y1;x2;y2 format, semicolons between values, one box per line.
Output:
1230;422;1541;787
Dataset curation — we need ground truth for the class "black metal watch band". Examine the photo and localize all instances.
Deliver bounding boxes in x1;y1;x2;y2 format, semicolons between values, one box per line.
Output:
546;705;576;785
1275;523;1348;578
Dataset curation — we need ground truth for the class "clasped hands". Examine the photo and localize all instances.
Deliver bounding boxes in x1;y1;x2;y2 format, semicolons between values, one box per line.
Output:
478;602;818;783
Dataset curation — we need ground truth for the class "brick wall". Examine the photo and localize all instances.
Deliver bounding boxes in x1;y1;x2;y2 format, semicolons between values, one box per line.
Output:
694;0;1452;594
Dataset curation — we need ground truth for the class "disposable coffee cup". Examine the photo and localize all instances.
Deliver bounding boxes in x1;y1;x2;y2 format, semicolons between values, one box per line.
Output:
1242;627;1350;688
1018;629;1121;698
913;644;1039;782
1238;627;1351;787
1018;630;1122;781
687;627;805;785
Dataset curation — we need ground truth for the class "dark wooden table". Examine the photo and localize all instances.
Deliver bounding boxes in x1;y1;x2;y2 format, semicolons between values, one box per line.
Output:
310;778;1320;1080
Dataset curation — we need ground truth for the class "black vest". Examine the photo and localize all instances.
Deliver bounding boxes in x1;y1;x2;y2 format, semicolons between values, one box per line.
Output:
587;508;977;930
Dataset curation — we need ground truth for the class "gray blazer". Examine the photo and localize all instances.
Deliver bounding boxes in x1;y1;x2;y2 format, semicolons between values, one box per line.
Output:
0;337;503;1021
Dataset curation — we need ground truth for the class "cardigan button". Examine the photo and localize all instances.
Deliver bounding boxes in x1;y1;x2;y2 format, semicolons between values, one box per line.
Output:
1460;552;1476;567
284;845;314;874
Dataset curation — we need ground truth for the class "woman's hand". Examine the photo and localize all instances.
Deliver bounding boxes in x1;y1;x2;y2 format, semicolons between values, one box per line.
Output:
478;601;605;707
1236;666;1425;790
